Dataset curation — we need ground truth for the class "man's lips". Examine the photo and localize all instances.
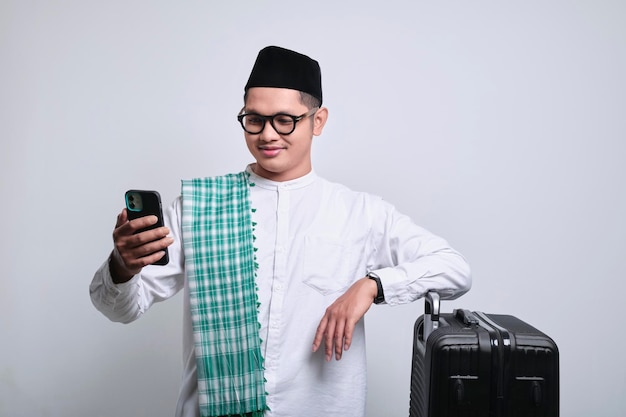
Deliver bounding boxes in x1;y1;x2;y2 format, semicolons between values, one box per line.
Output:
258;146;285;157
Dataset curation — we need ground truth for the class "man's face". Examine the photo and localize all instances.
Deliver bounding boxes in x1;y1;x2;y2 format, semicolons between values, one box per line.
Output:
243;87;326;182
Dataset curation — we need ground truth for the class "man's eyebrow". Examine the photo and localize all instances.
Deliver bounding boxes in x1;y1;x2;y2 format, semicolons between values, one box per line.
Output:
244;108;298;115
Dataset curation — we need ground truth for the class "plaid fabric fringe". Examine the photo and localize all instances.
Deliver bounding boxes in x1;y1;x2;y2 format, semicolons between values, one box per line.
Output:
181;172;267;417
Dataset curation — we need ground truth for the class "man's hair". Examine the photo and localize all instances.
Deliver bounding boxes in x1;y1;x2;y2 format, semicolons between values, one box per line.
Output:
243;90;321;111
298;91;321;110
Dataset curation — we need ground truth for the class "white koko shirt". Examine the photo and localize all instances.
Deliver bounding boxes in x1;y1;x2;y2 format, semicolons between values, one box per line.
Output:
90;167;471;417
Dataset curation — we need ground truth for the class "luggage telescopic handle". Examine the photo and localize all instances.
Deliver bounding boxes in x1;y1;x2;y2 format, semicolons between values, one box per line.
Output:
423;291;440;342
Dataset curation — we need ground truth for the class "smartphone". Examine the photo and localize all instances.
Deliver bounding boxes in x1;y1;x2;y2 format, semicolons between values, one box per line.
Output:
124;190;169;266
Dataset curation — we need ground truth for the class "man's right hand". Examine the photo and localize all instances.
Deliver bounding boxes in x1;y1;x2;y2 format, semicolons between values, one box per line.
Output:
109;208;174;283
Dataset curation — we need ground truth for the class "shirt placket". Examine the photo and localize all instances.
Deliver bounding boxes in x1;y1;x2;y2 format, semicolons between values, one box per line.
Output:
264;185;290;403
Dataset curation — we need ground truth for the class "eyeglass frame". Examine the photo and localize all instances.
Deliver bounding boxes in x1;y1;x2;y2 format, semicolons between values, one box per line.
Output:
237;107;319;135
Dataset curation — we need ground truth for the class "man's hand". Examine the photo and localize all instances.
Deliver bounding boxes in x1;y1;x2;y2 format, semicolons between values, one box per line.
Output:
109;208;174;283
312;277;378;361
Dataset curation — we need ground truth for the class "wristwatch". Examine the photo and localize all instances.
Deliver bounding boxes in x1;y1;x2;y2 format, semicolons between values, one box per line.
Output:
367;272;385;304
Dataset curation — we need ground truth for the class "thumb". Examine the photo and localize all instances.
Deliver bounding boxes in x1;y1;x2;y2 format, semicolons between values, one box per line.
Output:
116;208;129;228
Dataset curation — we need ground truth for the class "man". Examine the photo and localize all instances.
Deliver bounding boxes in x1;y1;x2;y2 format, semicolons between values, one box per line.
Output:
90;46;471;417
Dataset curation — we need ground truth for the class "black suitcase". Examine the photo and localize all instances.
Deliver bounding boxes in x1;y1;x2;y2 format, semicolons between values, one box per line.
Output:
409;292;559;417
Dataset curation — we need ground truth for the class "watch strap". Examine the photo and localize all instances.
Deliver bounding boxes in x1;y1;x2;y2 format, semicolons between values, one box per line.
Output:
367;272;385;304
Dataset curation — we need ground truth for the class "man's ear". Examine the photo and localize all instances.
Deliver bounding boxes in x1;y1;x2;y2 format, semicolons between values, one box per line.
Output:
312;107;328;136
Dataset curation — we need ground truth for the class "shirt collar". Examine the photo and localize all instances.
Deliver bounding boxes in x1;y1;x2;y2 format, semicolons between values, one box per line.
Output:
246;164;317;190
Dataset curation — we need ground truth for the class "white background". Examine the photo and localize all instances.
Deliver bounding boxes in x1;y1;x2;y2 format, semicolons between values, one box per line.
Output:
1;1;625;416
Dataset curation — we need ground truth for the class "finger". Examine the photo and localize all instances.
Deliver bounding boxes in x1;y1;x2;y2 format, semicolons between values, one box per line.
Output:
115;214;160;238
343;320;355;352
124;235;173;257
126;215;159;231
115;210;128;228
116;234;172;262
114;231;172;273
324;317;336;362
115;222;171;253
312;316;328;352
125;226;171;246
132;250;169;269
117;238;172;272
334;319;346;360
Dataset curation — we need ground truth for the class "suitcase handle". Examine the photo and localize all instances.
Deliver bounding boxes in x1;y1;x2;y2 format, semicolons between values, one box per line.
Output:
423;292;440;341
454;309;480;326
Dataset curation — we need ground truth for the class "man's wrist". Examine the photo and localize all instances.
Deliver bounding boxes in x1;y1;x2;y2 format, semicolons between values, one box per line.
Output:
109;251;135;284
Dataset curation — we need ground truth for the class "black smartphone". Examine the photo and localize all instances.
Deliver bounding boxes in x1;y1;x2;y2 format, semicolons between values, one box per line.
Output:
124;190;169;266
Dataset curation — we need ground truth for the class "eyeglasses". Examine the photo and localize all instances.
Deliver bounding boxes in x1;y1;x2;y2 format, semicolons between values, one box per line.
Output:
237;107;319;135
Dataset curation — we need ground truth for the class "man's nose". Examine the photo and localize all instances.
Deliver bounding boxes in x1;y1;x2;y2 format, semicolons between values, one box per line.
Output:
259;119;280;140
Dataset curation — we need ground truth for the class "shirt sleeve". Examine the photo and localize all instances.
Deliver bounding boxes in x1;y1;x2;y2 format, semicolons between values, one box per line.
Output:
367;199;472;305
89;197;186;323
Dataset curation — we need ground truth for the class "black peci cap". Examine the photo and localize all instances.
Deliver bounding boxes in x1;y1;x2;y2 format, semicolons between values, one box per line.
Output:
244;46;322;104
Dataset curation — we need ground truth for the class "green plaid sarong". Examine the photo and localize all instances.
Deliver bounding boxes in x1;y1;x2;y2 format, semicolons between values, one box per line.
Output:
181;172;267;417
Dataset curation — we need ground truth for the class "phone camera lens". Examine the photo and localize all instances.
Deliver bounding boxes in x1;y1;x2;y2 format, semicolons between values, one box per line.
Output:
129;202;135;209
128;195;134;201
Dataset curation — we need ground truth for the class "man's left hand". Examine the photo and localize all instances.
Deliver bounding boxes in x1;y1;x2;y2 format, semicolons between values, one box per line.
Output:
312;277;378;361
